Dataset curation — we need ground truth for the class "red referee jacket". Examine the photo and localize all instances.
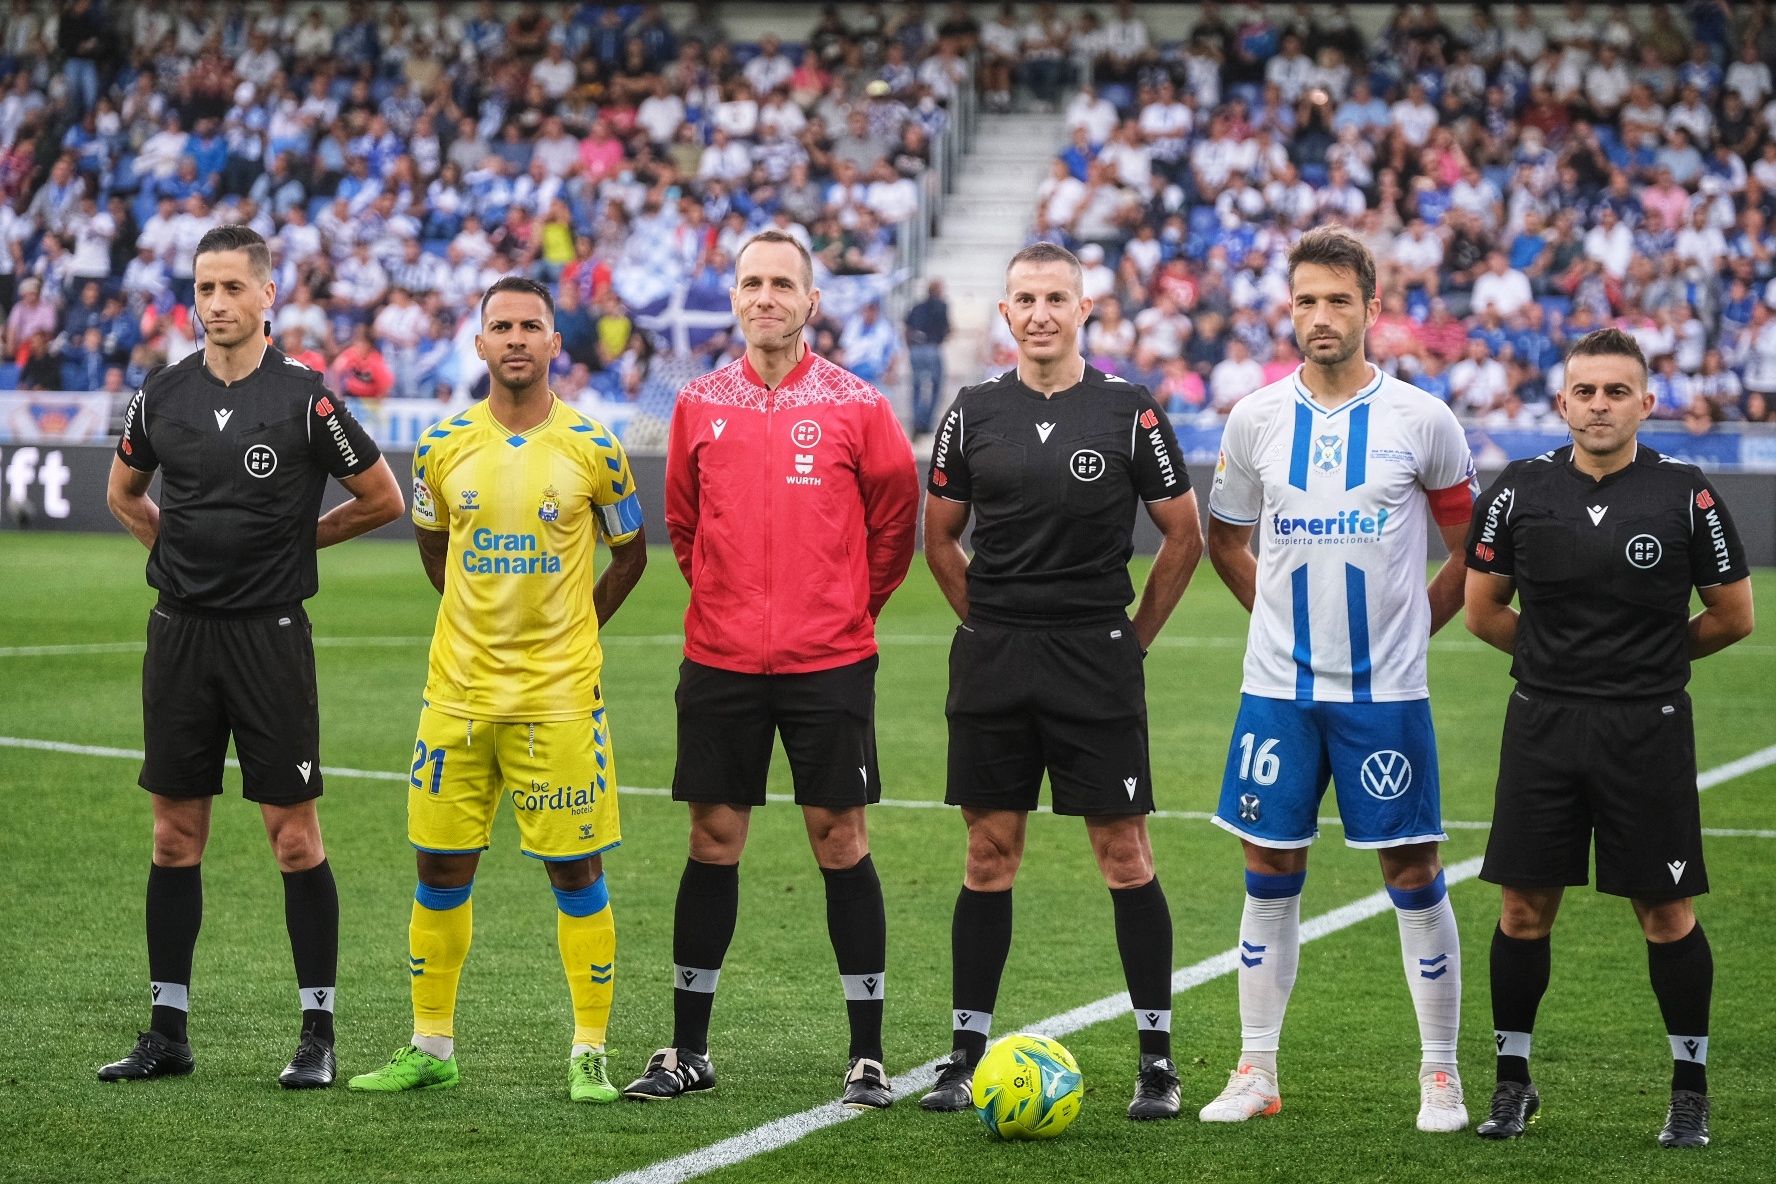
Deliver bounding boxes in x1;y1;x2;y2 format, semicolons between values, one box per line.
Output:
665;349;919;674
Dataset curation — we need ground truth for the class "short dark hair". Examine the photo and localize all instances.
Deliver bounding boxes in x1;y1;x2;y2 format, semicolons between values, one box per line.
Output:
1287;225;1377;306
1005;241;1082;292
1564;327;1648;382
479;275;555;323
193;225;272;283
735;229;814;288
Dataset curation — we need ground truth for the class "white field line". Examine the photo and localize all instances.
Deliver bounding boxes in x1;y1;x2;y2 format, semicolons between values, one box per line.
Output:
2;737;1772;839
8;634;1776;658
592;851;1485;1184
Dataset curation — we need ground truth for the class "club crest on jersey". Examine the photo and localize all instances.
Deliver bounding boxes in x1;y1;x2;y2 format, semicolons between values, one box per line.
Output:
538;485;560;523
1311;434;1344;473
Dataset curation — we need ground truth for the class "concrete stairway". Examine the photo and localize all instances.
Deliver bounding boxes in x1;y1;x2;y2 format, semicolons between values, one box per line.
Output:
925;111;1064;393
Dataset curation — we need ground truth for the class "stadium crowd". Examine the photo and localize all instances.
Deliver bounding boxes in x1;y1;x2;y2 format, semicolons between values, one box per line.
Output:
1005;0;1776;430
0;1;979;403
4;2;1776;437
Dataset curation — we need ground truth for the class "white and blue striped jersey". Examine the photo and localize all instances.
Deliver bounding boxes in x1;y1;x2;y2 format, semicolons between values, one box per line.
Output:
1210;365;1476;703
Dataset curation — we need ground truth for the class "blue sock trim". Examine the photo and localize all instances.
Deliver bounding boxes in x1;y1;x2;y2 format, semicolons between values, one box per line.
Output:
1245;869;1307;899
1386;869;1448;912
553;874;609;918
415;880;473;911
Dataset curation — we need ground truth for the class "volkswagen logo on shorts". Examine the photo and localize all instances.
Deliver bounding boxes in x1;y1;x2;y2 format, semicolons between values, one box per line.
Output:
244;444;278;478
1626;534;1662;568
1360;750;1412;800
791;419;822;448
1070;449;1105;481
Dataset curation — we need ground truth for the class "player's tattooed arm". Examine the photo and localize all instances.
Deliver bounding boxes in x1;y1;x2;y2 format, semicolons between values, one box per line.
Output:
415;524;449;594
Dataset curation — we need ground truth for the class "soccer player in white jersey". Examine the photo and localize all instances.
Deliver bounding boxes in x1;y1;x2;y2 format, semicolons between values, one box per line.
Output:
1200;226;1479;1132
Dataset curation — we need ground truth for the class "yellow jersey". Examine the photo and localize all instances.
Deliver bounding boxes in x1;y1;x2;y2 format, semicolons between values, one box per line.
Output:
410;397;642;722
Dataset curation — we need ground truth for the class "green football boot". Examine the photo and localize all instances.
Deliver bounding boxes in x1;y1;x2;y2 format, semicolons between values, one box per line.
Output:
570;1046;620;1103
348;1044;460;1092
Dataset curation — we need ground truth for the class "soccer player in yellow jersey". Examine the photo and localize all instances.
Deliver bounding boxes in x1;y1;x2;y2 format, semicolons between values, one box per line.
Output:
350;277;647;1101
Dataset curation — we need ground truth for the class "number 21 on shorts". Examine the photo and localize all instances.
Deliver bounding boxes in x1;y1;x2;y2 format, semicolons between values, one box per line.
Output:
411;741;446;795
1236;733;1280;786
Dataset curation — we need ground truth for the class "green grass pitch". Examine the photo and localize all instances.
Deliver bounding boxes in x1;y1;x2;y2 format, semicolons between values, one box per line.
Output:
0;533;1771;1183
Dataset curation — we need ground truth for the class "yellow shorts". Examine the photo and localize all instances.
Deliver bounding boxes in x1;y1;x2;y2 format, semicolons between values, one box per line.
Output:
408;705;622;861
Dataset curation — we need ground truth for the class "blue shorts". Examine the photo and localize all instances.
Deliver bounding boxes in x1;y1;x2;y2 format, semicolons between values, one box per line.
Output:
1213;694;1447;849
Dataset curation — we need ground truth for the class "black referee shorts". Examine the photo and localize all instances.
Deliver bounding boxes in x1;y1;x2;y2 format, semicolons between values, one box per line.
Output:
1481;687;1707;900
672;655;882;808
944;617;1152;816
139;604;323;804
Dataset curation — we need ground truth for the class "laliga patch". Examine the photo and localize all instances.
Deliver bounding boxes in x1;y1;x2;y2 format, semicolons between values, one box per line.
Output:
412;477;437;523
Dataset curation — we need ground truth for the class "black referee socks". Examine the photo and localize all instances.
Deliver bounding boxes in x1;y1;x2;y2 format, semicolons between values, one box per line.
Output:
950;886;1013;1064
1489;926;1551;1085
822;854;887;1061
672;858;741;1054
282;859;339;1043
1111;877;1175;1058
146;862;203;1043
1648;922;1712;1095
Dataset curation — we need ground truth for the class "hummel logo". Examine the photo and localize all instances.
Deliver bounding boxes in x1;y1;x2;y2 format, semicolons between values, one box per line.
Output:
1587;505;1608;525
1036;422;1056;443
1668;860;1687;883
297;761;313;782
1240;940;1265;968
1123;776;1138;800
1683;1038;1700;1059
712;418;727;439
863;976;879;995
214;409;233;430
312;989;328;1005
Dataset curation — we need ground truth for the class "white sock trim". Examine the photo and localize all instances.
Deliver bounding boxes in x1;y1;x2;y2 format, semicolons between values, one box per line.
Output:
411;1033;453;1060
1670;1034;1708;1065
1495;1030;1532;1060
301;986;336;1013
1134;1007;1172;1033
150;982;189;1011
673;964;721;994
840;972;885;1001
952;1008;992;1036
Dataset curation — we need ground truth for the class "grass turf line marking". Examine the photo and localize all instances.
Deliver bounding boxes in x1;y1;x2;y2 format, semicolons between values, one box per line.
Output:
598;858;1493;1184
596;735;1776;1184
4;736;1773;839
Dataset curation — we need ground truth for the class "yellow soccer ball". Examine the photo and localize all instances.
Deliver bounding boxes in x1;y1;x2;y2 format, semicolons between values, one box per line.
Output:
971;1033;1084;1140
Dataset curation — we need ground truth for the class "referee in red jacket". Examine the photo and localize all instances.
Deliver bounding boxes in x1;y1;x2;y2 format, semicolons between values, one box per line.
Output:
624;230;919;1110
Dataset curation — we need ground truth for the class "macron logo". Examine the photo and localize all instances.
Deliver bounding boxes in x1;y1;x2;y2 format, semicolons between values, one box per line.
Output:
214;409;233;430
1123;776;1138;800
297;761;313;783
712;418;727;439
1035;422;1056;443
1587;505;1607;526
1668;860;1687;883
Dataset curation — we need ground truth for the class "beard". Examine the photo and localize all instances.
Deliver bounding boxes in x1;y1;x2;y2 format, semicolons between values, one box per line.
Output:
1303;328;1362;366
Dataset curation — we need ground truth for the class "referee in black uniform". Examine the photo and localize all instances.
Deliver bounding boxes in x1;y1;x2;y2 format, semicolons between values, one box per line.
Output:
100;226;404;1088
1464;328;1754;1148
919;242;1203;1120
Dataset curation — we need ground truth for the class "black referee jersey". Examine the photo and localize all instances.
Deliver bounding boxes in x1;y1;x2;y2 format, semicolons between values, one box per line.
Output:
116;345;381;613
926;365;1190;625
1465;443;1750;698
